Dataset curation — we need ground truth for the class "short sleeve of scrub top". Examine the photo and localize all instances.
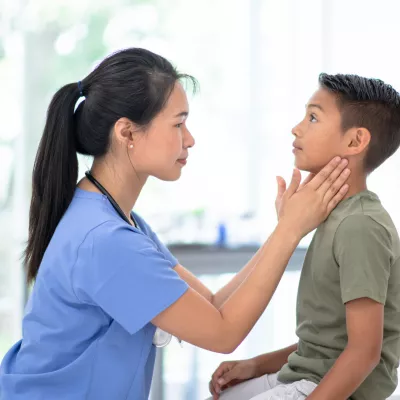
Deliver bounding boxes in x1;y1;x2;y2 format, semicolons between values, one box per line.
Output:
132;212;179;268
72;220;188;335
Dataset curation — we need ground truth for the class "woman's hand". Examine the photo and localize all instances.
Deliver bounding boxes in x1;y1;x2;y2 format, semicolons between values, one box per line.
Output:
276;173;315;218
276;157;350;238
209;359;257;399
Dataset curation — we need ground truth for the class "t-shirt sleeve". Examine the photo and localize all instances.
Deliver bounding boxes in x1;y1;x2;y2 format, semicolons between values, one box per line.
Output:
333;214;392;305
72;221;189;335
147;228;178;267
134;213;178;268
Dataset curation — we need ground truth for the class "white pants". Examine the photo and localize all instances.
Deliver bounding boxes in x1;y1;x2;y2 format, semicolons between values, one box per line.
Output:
206;373;317;400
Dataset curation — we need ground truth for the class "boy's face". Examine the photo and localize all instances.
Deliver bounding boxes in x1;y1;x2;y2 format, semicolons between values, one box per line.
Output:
292;88;346;174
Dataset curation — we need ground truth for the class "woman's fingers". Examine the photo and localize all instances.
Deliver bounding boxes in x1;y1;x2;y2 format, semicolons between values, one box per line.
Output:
306;157;346;190
317;161;350;199
326;184;350;213
299;173;315;190
321;165;351;204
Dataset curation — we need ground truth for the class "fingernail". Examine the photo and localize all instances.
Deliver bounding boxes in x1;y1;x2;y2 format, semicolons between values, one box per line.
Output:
340;159;348;166
344;168;350;175
334;156;341;162
218;379;224;385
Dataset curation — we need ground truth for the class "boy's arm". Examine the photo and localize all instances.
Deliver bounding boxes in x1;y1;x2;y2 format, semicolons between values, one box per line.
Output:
307;298;383;400
307;214;391;400
210;343;298;396
253;343;298;377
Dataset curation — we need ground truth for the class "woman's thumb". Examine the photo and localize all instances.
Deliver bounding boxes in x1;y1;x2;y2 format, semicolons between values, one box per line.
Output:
276;176;286;198
286;168;302;197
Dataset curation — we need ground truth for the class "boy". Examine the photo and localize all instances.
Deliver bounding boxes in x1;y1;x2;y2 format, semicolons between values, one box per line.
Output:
208;73;400;400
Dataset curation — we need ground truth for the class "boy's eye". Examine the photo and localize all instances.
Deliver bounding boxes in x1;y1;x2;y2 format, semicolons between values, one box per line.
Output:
309;114;317;123
175;123;183;128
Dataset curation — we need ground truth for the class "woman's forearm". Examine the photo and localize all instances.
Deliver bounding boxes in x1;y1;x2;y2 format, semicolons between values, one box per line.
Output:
217;222;300;352
212;241;268;309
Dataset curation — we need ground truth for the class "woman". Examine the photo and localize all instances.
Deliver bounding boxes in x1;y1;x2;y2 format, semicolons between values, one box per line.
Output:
0;48;349;399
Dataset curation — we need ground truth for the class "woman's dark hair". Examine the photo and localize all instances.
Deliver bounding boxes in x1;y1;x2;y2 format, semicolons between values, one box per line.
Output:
25;48;196;283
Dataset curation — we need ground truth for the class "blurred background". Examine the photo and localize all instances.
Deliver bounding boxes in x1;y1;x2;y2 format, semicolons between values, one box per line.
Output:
1;0;400;398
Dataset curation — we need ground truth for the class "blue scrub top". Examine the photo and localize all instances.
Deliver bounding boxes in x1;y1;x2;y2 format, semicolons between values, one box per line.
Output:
0;188;188;399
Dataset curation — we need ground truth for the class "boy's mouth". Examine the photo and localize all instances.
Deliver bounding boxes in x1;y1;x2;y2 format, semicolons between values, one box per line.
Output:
292;141;303;153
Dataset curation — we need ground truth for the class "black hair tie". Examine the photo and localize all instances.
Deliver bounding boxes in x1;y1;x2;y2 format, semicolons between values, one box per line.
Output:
77;81;84;97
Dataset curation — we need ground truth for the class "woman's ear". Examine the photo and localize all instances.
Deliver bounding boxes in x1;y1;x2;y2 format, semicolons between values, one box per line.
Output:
114;117;137;146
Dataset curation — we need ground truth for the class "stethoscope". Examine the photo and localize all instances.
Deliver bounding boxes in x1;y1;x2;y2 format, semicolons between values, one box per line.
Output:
85;171;180;348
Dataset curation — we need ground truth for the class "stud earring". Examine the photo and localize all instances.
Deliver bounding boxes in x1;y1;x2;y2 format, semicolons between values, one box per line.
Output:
129;144;133;149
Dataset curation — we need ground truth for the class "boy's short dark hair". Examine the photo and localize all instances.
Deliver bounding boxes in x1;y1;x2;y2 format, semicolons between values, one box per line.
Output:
319;73;400;172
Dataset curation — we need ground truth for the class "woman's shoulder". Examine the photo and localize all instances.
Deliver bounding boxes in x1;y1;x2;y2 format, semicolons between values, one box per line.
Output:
81;217;157;261
131;211;152;234
71;214;174;301
58;189;162;259
60;189;133;234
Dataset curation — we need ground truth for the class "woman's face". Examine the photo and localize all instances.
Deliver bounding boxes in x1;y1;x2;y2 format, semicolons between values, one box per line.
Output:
128;82;195;181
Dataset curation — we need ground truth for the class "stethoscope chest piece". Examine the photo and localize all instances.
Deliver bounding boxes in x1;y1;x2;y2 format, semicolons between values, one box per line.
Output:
152;328;173;348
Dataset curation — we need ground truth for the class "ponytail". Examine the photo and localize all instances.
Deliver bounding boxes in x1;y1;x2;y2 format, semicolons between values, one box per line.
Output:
25;83;81;283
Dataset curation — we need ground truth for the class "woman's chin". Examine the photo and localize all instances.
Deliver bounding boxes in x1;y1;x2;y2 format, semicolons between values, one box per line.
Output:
154;168;182;182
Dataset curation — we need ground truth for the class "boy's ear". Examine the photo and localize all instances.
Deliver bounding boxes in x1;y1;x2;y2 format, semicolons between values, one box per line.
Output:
345;127;371;156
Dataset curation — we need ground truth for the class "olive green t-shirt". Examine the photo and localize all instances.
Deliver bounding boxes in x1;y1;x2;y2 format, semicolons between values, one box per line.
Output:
278;190;400;400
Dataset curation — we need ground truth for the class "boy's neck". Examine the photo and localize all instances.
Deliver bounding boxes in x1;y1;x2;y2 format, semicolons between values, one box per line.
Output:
313;164;367;200
342;160;368;200
342;173;367;200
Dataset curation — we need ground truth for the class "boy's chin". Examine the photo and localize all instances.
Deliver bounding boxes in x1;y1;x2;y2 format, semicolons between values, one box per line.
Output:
294;160;322;175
